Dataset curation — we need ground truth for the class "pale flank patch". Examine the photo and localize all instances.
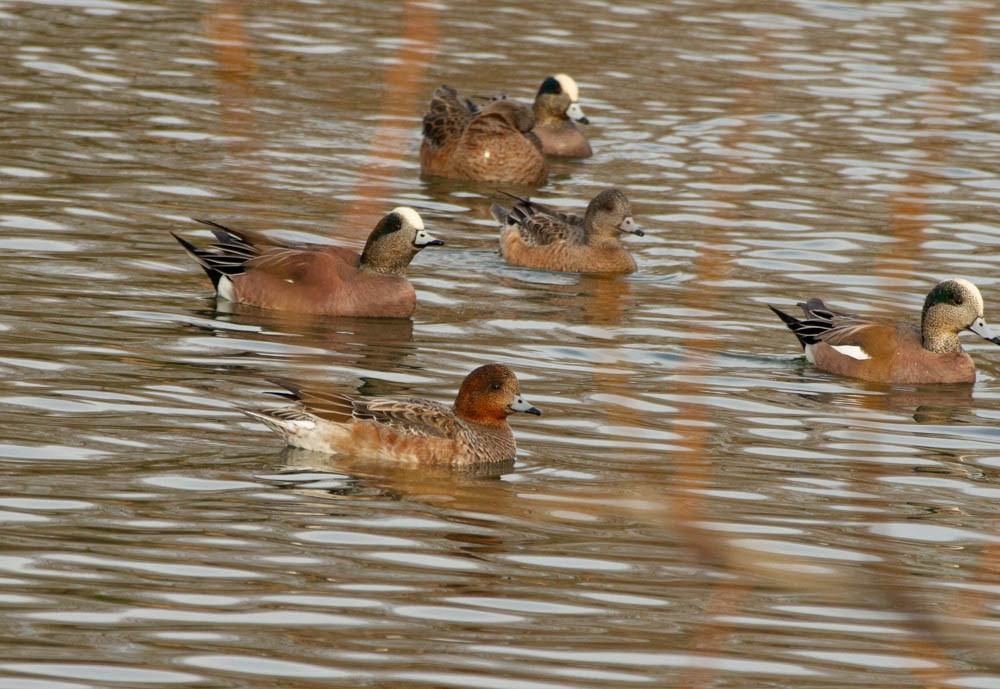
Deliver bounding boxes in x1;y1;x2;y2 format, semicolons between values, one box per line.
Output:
218;275;235;302
830;344;870;360
554;73;580;102
287;418;318;432
392;206;424;230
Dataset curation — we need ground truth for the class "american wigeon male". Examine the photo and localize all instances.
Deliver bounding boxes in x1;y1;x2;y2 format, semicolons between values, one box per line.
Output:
491;188;644;274
770;278;1000;384
420;85;549;186
243;364;541;465
172;207;443;318
531;74;593;158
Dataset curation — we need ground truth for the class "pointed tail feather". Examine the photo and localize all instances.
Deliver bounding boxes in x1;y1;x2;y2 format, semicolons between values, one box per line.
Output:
172;231;225;290
769;304;813;349
489;202;510;227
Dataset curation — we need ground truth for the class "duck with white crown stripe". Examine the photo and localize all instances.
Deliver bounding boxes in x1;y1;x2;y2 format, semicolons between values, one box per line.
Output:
769;278;1000;384
530;74;593;158
172;207;443;318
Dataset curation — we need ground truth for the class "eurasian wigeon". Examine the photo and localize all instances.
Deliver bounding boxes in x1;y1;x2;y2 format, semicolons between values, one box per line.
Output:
172;207;443;318
491;188;644;274
770;278;1000;384
242;364;541;465
420;85;549;186
531;74;592;158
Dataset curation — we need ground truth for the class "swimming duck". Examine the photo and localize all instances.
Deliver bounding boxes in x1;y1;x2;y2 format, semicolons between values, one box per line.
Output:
420;85;549;186
531;74;592;158
491;188;643;274
242;364;541;465
769;278;1000;384
172;207;442;318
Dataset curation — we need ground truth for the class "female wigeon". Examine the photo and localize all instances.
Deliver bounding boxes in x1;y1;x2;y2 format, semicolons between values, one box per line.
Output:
491;188;644;274
531;74;592;158
242;364;541;465
172;207;443;318
420;85;549;186
770;278;1000;384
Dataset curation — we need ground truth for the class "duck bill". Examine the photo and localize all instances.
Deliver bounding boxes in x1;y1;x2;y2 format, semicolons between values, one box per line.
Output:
566;102;589;125
509;395;541;416
969;316;1000;345
413;230;445;248
618;217;644;237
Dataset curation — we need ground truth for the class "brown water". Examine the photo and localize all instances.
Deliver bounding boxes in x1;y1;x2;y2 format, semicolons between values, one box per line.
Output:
2;0;1000;687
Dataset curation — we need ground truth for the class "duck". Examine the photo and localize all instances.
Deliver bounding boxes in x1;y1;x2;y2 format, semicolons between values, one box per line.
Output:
172;207;443;318
242;364;541;465
769;278;1000;384
531;74;593;158
420;85;549;186
491;188;644;274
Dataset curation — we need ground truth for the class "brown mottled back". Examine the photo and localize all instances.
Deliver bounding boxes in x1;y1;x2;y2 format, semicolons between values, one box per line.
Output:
420;85;549;186
492;189;642;274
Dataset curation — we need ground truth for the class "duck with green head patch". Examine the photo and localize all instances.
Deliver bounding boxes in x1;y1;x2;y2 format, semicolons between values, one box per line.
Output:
769;278;1000;384
172;207;443;318
531;74;593;158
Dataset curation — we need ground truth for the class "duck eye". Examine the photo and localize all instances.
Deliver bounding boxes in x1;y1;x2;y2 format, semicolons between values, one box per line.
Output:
954;295;964;305
491;383;502;391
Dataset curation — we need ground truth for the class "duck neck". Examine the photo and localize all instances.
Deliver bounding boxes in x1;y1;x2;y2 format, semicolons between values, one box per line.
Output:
921;305;964;353
454;400;510;428
583;226;623;249
532;100;565;128
359;249;410;277
922;329;962;353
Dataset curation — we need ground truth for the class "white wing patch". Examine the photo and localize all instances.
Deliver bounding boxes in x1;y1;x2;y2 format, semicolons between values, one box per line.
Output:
831;344;870;360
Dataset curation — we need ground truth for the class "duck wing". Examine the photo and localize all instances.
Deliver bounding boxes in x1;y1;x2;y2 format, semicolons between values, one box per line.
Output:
269;380;456;439
422;85;476;148
501;194;584;246
172;219;311;288
771;298;905;356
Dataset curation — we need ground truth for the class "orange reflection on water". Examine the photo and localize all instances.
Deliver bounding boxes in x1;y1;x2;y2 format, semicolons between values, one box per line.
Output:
883;3;989;275
206;1;257;147
340;2;440;239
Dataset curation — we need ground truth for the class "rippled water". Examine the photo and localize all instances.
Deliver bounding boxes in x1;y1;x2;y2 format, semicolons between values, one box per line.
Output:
3;0;1000;687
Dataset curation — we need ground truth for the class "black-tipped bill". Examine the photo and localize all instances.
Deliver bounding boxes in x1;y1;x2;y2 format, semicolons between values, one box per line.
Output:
510;395;541;416
413;230;445;248
566;102;588;124
618;216;644;237
969;316;1000;345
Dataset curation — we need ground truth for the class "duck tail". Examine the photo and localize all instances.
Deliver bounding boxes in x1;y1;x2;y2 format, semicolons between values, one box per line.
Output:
769;304;813;349
171;231;225;291
489;201;510;227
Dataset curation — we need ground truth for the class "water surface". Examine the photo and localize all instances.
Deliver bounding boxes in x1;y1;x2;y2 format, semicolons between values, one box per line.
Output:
2;1;1000;687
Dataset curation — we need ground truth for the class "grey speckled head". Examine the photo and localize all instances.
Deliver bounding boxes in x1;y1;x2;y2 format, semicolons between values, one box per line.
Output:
921;278;1000;352
361;207;443;275
584;189;643;240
